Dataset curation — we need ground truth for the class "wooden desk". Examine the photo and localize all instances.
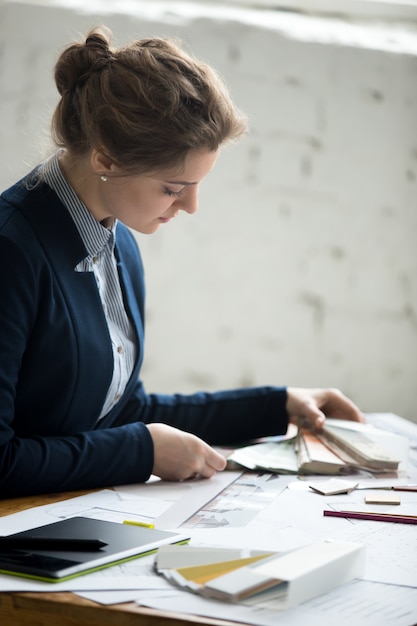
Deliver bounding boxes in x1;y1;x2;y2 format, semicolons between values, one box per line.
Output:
2;414;416;626
0;490;235;626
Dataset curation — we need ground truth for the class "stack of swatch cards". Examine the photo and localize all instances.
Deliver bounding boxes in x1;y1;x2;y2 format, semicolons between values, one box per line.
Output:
227;419;406;475
154;540;364;610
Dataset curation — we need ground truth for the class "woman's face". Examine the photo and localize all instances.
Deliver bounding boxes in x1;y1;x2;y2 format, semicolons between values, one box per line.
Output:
93;148;218;234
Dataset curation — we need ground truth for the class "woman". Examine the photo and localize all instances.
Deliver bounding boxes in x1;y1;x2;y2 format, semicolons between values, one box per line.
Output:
0;27;364;498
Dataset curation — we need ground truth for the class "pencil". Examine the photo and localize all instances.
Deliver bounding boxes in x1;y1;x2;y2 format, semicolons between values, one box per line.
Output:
323;510;417;525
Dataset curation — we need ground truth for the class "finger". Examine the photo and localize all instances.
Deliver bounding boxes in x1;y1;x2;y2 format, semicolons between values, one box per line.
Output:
196;464;218;479
208;449;227;472
322;389;365;423
298;400;326;430
308;411;325;430
194;448;227;479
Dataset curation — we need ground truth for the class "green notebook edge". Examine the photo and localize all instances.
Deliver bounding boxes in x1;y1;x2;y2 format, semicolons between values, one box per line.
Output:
0;538;190;584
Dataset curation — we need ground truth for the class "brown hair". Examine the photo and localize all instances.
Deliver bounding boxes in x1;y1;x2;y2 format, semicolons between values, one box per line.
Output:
52;26;247;174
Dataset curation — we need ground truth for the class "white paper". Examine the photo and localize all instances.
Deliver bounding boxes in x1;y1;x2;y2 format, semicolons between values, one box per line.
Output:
0;489;162;535
366;413;417;449
330;516;417;587
139;579;417;626
117;471;243;529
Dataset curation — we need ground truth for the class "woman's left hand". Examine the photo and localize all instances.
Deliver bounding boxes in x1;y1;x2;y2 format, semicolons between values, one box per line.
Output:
286;387;366;431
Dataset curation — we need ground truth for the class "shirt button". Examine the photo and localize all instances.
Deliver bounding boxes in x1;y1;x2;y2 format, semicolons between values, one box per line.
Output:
114;394;121;402
117;346;124;354
92;256;99;264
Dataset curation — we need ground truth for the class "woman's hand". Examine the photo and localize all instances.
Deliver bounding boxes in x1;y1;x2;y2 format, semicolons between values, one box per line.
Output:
286;387;365;431
147;423;227;481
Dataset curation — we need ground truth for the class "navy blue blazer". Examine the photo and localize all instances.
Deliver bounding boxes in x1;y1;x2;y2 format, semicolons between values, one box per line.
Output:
0;172;288;497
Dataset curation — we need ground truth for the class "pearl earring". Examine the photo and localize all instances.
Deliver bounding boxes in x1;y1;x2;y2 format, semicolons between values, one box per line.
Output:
100;175;108;182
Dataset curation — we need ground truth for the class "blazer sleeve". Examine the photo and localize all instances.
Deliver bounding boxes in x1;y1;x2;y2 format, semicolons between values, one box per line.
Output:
112;381;289;446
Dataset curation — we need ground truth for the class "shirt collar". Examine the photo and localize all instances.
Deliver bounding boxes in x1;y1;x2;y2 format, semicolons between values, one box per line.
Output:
41;152;116;258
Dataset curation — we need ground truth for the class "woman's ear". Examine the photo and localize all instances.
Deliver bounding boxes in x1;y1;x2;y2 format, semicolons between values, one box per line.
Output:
90;149;115;177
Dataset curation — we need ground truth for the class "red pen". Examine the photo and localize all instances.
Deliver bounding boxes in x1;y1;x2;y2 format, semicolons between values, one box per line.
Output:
359;485;417;492
323;509;417;525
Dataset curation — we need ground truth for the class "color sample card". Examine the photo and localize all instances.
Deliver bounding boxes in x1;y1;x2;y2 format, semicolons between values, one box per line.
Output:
365;493;401;505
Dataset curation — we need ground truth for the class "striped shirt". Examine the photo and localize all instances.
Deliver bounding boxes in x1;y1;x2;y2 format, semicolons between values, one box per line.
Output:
42;152;137;420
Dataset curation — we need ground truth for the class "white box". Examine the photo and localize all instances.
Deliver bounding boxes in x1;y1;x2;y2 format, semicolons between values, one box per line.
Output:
203;540;365;609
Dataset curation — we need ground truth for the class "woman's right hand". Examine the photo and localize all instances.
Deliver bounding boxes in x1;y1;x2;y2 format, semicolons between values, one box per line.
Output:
146;423;227;481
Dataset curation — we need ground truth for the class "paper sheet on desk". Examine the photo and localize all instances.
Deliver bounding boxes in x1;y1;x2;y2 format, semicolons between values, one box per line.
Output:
66;569;417;625
76;588;180;605
0;571;170;593
366;413;417;449
326;505;417;587
0;489;169;535
138;579;417;626
115;471;243;529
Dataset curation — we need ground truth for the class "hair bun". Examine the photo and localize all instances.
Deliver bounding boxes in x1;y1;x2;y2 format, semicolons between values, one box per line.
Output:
52;26;247;170
55;27;114;95
85;27;112;56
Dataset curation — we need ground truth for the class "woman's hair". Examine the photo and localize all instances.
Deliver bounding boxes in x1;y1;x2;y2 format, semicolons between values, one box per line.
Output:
52;26;247;174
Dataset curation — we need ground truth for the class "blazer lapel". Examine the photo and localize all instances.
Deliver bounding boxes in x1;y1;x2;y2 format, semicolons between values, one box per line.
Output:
7;180;114;426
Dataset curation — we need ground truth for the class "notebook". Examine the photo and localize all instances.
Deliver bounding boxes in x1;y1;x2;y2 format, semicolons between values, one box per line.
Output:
0;516;189;582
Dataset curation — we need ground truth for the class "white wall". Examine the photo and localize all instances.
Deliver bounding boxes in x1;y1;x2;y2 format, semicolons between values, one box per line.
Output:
1;0;416;422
